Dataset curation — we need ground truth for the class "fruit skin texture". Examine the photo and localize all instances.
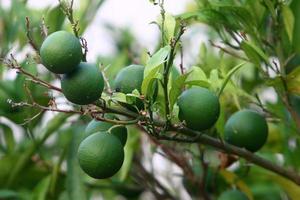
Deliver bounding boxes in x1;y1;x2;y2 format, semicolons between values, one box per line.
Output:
218;189;249;200
77;132;124;179
61;62;104;105
114;65;145;110
224;110;268;152
85;118;127;146
40;31;82;74
114;65;144;94
177;87;220;131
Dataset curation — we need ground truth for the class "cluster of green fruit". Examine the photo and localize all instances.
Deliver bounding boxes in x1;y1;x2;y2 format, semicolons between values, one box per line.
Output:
40;30;268;181
177;88;268;152
40;30;104;105
78;115;128;179
76;65;145;179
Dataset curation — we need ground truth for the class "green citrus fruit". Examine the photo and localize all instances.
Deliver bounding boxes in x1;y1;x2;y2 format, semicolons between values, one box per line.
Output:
61;62;104;105
114;64;145;110
40;31;82;74
218;189;249;200
177;87;220;131
77;132;124;179
114;64;144;93
224;110;268;152
85;115;127;146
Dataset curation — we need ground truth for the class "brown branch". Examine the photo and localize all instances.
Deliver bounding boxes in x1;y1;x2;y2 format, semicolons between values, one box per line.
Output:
4;55;62;92
25;17;39;52
210;41;249;61
58;0;80;37
165;126;300;186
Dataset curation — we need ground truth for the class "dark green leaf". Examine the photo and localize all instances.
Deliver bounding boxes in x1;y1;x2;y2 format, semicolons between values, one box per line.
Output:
0;124;15;154
33;176;51;200
66;126;87;200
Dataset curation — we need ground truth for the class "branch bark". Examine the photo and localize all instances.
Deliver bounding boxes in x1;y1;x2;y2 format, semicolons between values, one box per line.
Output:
167;126;300;186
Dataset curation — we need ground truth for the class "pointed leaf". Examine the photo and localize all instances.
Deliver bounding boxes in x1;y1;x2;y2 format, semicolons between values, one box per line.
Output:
33;176;51;200
169;71;192;112
142;45;171;95
282;5;294;42
66;126;87;200
218;62;246;97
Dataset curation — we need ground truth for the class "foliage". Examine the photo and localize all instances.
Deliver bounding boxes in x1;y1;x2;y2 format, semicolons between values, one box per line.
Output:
1;0;300;199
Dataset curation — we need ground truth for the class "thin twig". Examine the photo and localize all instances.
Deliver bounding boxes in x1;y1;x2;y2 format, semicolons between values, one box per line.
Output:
3;55;62;92
58;0;80;37
210;41;249;61
25;17;39;52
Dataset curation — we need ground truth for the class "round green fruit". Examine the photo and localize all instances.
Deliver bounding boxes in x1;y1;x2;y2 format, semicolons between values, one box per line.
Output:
114;64;145;110
177;87;220;131
114;64;144;93
61;62;104;105
40;31;82;74
85;117;127;146
218;189;249;200
77;132;124;179
224;110;268;152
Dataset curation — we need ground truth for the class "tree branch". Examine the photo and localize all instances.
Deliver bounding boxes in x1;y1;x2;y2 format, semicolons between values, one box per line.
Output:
165;126;300;186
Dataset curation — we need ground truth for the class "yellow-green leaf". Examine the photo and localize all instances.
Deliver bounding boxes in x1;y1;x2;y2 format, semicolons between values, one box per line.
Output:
282;5;294;42
220;170;253;200
287;67;300;95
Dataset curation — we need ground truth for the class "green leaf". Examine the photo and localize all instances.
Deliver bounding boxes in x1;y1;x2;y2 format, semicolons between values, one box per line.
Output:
216;6;257;32
270;174;300;200
66;126;87;200
241;41;269;66
159;13;176;43
291;0;300;54
218;62;246;97
184;66;210;88
118;126;140;181
209;69;220;91
142;45;171;95
33;176;51;200
177;9;225;24
0;190;19;199
169;71;192;112
282;5;294;42
111;92;127;103
0;124;15;154
77;0;106;34
220;170;254;200
7;113;70;187
287;67;300;95
45;5;66;34
186;66;207;81
169;66;211;111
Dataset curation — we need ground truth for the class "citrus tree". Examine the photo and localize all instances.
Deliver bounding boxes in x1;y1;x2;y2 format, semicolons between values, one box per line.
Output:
1;0;300;199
